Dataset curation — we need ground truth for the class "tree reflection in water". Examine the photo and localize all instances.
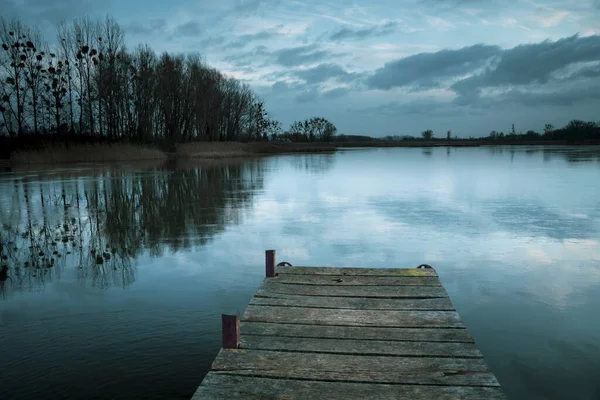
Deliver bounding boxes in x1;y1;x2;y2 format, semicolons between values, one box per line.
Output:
0;159;266;297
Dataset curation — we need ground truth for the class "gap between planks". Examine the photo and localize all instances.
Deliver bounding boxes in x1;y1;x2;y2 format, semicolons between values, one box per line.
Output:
193;374;507;400
240;322;476;343
259;282;449;298
208;372;499;388
274;266;439;277
209;349;501;387
240;335;484;358
242;305;465;328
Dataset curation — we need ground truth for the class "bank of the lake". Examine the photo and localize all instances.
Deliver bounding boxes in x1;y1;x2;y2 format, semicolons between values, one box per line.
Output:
6;141;338;166
6;139;600;166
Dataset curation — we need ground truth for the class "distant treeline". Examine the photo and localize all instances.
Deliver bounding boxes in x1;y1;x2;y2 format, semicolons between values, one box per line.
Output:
378;120;600;143
0;15;338;158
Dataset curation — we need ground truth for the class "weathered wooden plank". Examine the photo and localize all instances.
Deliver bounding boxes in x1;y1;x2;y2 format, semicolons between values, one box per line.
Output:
277;266;437;277
242;306;464;328
193;374;507;400
241;335;483;358
240;322;475;342
261;281;448;298
251;292;455;310
210;349;501;386
273;274;442;286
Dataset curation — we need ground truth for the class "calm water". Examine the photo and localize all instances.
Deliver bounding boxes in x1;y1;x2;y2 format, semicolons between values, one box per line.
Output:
1;146;600;400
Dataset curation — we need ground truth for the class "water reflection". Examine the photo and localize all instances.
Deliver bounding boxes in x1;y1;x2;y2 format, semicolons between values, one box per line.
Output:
0;159;266;297
372;196;598;241
290;153;336;175
486;145;600;164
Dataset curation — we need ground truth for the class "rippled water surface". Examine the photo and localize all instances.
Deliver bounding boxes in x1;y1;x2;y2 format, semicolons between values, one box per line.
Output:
1;146;600;400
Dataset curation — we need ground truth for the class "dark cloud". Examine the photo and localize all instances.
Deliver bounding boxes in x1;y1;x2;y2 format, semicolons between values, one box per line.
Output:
295;88;320;103
173;21;203;37
124;19;167;35
228;27;282;48
452;34;600;104
271;81;291;93
274;44;332;67
223;45;270;67
293;63;357;84
454;35;600;92
224;43;336;69
232;0;271;15
330;21;398;41
3;0;100;27
356;99;466;117
485;83;600;108
573;63;600;79
417;0;504;12
366;44;501;90
196;35;229;49
194;26;283;51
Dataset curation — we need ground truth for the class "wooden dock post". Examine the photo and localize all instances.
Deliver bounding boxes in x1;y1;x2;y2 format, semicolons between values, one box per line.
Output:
265;249;275;278
221;313;240;349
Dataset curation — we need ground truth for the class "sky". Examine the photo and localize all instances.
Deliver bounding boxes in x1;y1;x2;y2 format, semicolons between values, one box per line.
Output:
4;0;600;137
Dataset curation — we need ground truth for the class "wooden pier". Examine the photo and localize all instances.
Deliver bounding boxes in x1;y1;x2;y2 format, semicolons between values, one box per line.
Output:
192;250;506;399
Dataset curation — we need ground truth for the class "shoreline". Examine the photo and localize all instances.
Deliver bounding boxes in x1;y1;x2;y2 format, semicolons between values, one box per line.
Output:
4;140;600;166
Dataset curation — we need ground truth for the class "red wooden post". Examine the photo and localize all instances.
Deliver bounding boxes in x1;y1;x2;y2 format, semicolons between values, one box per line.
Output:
222;313;240;349
265;249;275;278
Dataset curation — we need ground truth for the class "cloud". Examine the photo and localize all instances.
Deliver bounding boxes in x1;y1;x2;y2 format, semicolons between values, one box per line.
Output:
173;21;203;37
295;87;320;103
485;82;600;107
452;34;600;103
228;27;282;49
271;80;291;94
460;35;600;88
366;44;501;90
293;63;358;84
223;45;270;67
329;21;398;41
232;0;269;16
3;0;101;26
322;87;351;99
355;98;467;117
274;44;333;67
124;19;167;35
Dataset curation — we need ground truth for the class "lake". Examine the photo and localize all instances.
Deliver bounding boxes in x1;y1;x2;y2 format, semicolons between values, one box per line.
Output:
1;146;600;400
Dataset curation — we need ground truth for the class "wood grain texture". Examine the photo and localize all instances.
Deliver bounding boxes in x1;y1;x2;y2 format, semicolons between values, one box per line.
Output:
193;374;507;400
210;349;501;386
240;322;475;342
276;266;438;277
250;292;455;310
241;335;483;358
242;305;465;328
273;274;442;286
260;281;448;298
193;265;506;399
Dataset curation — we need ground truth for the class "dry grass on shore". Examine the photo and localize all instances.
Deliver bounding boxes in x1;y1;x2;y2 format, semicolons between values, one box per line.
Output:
9;143;168;165
175;141;337;158
175;142;251;158
8;141;338;166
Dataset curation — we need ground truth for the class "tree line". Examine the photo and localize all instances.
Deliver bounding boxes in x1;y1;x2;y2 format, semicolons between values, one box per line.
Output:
377;120;600;142
0;15;337;156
